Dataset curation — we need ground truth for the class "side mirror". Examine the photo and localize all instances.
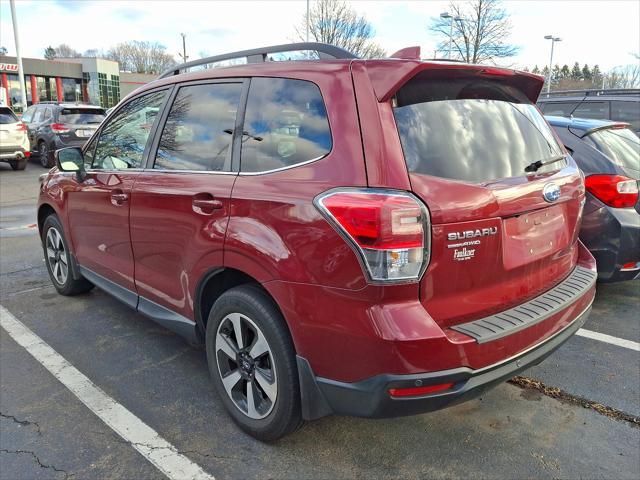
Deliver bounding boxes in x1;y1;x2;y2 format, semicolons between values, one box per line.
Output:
55;147;87;182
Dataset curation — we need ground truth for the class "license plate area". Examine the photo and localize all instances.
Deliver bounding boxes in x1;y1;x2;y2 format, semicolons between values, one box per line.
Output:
502;204;570;269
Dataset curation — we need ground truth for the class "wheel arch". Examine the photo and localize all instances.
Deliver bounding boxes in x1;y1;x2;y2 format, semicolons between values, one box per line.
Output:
37;203;58;238
195;267;295;348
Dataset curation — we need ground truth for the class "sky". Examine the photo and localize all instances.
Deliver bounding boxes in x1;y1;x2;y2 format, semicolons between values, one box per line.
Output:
0;0;638;71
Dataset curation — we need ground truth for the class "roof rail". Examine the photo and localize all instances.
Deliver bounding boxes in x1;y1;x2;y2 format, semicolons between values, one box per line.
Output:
158;42;358;79
539;88;640;98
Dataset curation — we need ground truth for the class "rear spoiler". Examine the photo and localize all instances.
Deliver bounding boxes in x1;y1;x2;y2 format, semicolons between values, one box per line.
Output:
362;59;545;104
579;122;632;138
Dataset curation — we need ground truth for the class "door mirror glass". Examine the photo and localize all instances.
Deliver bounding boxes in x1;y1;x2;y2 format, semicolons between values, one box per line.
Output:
56;147;85;172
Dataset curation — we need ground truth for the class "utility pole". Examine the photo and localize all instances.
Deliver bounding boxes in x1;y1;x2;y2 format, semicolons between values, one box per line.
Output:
9;0;27;111
544;35;562;94
179;33;188;63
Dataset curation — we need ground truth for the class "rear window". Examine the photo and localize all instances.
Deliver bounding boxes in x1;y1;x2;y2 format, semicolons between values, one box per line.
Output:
584;127;640;171
611;101;640;132
393;76;564;183
0;107;18;124
59;108;106;125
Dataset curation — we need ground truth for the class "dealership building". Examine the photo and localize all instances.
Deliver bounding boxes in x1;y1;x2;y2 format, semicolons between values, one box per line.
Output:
0;56;155;111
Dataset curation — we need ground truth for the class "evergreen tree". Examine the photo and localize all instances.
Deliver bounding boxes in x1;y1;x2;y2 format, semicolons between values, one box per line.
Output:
44;46;56;60
531;65;540;75
571;62;582;80
560;64;571;78
582;64;592;81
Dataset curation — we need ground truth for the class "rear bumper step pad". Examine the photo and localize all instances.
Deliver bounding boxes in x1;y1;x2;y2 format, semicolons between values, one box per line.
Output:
451;266;597;344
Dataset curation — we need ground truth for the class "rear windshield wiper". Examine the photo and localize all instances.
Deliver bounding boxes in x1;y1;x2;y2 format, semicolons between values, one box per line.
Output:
524;154;566;173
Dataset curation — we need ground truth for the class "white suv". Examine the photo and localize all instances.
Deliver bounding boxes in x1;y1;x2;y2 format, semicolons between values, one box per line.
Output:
0;106;30;170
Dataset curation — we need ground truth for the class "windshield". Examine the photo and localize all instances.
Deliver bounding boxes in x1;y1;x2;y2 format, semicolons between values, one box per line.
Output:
584;127;640;171
393;77;564;183
59;108;105;125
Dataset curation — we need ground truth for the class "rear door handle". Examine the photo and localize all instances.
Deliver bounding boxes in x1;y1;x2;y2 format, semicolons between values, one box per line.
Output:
111;191;129;205
192;194;223;214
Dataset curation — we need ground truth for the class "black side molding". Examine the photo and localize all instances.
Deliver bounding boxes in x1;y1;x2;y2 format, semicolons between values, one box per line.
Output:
78;266;197;343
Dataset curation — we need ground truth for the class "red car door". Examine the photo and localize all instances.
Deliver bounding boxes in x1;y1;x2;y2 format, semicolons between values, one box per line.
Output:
66;89;170;305
129;80;245;320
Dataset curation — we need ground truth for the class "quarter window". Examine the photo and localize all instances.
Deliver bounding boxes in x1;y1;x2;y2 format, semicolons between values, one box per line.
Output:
92;90;167;170
33;108;44;123
539;102;579;116
573;101;609;119
154;83;242;171
240;77;331;173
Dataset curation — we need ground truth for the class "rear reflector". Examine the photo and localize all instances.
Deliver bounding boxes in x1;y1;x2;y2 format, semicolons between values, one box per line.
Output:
315;188;430;283
388;383;454;397
585;174;639;208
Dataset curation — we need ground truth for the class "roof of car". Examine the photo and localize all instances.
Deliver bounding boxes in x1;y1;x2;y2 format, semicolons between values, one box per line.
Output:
538;95;639;102
34;102;103;109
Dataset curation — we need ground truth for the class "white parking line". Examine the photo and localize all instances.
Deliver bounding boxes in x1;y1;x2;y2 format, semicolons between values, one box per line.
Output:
0;305;215;480
577;328;640;352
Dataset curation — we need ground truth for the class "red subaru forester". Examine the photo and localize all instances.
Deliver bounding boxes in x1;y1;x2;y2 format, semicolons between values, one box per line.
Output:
38;43;597;440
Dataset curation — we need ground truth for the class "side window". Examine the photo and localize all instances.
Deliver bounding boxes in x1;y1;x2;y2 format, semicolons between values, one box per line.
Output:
22;106;36;123
573;101;609;119
33;108;44;123
240;77;332;173
611;101;640;132
154;83;242;172
93;90;167;170
539;102;578;116
43;107;53;121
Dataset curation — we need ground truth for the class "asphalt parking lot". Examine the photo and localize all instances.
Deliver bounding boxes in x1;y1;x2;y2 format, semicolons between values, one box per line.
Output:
1;161;639;480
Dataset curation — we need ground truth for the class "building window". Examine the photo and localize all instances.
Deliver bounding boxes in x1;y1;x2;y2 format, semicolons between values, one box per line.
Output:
62;78;81;102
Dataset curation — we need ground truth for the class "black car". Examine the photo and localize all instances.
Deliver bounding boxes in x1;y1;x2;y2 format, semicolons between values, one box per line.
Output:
546;115;640;282
21;102;106;167
538;89;640;134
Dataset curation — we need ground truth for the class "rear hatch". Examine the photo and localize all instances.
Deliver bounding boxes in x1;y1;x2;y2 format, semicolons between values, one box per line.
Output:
389;66;585;327
0;107;26;147
57;107;105;142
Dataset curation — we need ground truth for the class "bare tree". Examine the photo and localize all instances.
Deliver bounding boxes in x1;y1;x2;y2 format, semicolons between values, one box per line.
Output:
106;41;176;74
294;0;385;59
429;0;518;63
53;44;81;58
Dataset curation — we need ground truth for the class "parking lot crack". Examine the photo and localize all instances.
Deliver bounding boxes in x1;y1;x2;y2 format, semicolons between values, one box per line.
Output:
509;376;640;427
0;412;42;435
0;449;70;479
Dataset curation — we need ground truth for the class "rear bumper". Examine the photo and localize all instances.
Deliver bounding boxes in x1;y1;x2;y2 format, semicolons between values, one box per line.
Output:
580;201;640;282
299;304;591;419
0;146;28;161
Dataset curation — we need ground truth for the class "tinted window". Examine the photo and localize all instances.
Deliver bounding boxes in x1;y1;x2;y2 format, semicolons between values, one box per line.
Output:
43;107;53;121
0;107;18;124
539;101;579;116
584;128;640;171
59;108;106;125
21;106;36;123
240;77;331;173
611;101;640;132
83;136;98;168
394;76;564;183
93;90;167;170
154;83;241;171
573;101;609;119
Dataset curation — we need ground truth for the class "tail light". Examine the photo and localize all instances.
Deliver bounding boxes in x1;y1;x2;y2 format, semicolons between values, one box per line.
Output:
51;123;70;133
16;122;27;132
585;175;639;208
315;188;431;283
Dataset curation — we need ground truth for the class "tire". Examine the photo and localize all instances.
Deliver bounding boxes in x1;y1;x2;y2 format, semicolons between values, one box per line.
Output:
205;284;302;441
38;141;53;168
42;215;94;296
9;158;27;171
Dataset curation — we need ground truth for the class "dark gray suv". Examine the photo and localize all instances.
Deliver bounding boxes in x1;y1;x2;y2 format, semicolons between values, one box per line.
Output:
21;102;106;167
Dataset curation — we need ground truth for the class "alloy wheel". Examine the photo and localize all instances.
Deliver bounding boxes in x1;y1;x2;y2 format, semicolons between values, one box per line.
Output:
46;227;68;285
39;143;49;167
215;312;277;420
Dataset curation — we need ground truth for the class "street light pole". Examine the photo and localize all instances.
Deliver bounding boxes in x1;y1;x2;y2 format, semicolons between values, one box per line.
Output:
306;0;310;43
544;35;562;94
180;33;188;63
9;0;27;111
440;12;452;59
